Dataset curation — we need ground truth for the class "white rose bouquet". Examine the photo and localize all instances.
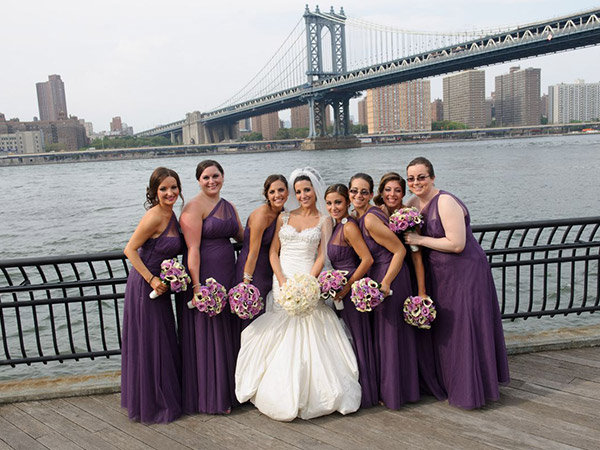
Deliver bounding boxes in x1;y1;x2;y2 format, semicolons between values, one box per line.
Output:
276;273;320;316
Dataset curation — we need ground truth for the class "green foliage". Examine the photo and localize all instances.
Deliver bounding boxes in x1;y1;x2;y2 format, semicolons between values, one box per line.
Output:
432;120;468;130
540;116;548;125
350;124;368;134
87;135;172;149
240;132;263;141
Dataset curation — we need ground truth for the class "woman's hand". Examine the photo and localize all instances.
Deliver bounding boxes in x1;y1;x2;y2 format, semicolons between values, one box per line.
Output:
336;284;351;301
380;281;391;297
404;231;423;246
150;276;168;295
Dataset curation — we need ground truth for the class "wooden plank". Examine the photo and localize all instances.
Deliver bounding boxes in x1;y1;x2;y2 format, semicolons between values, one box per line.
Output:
46;398;110;432
15;400;117;450
534;350;600;369
566;347;600;362
1;403;55;440
0;415;48;450
64;396;190;450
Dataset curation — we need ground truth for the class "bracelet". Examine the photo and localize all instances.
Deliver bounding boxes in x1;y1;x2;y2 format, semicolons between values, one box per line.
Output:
192;283;202;289
149;275;156;284
243;272;253;282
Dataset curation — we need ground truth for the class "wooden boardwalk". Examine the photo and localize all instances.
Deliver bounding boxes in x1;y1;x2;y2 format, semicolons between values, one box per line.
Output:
1;346;599;450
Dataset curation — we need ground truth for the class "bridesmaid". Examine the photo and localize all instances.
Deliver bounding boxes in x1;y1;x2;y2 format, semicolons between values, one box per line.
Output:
121;167;183;423
325;184;377;408
235;174;288;328
374;172;446;401
178;160;244;414
404;156;509;409
349;173;420;409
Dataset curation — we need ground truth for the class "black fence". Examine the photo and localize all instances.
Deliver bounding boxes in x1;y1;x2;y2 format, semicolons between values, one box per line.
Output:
1;217;598;368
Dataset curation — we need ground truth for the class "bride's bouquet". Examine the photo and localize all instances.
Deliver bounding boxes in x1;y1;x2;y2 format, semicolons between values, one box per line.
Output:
350;277;385;312
317;269;349;310
187;277;227;316
389;207;423;252
403;295;437;329
228;282;264;320
277;273;320;316
149;258;191;299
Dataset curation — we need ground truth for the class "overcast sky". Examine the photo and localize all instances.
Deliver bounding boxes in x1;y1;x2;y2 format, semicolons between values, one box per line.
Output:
2;0;599;132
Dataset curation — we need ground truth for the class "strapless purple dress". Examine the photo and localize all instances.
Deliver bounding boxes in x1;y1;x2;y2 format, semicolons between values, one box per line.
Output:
121;213;182;423
358;206;420;409
327;217;378;408
177;199;240;414
235;216;277;329
420;191;510;409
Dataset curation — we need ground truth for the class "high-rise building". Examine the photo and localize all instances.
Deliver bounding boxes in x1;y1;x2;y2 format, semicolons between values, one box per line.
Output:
0;116;87;151
431;99;443;122
36;75;68;121
357;97;368;125
365;80;431;133
0;130;45;154
251;112;280;140
495;66;541;126
548;80;600;124
442;70;485;129
110;116;123;133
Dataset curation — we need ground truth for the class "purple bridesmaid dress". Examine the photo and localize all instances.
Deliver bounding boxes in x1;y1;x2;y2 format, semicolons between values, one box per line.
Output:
177;199;240;414
234;216;277;329
420;191;510;409
358;206;420;409
121;214;182;423
327;217;378;408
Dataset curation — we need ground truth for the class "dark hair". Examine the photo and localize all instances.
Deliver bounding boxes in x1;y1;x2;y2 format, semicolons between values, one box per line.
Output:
349;172;374;193
195;159;224;180
374;172;405;206
263;174;288;203
145;167;183;209
293;174;312;190
325;184;350;203
406;156;435;178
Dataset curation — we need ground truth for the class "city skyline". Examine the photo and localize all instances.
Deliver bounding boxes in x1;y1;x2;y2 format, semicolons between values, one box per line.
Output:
2;0;599;132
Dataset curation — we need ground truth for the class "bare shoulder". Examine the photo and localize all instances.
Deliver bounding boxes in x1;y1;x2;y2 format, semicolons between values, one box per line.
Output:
406;195;419;208
248;205;271;229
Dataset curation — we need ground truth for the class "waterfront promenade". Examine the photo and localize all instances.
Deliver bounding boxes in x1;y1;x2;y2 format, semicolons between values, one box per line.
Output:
1;345;599;449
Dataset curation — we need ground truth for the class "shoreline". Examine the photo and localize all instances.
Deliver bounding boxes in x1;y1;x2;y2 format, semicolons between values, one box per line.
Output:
1;130;598;166
1;324;598;404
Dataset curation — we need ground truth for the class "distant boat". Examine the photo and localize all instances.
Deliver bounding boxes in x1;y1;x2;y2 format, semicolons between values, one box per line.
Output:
581;128;600;133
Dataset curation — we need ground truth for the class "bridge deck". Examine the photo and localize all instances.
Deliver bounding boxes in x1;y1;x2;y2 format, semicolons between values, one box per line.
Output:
1;346;599;449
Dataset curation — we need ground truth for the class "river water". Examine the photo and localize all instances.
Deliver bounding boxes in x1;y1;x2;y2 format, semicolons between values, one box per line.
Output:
1;134;599;379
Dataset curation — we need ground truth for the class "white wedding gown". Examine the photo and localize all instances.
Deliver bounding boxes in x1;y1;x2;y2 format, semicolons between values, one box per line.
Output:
235;213;361;421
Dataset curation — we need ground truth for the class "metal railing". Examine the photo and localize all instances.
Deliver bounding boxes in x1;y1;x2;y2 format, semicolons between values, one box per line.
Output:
1;217;598;368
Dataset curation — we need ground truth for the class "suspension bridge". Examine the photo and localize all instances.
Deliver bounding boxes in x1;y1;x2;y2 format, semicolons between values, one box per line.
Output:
136;6;600;149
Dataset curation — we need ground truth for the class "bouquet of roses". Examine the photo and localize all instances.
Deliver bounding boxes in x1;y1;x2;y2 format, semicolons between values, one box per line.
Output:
228;282;264;320
403;295;437;329
149;258;191;299
317;269;349;310
187;277;227;317
276;273;320;316
389;206;423;252
350;277;386;312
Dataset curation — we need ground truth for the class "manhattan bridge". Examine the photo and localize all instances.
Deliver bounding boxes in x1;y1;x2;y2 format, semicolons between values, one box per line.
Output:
137;6;600;149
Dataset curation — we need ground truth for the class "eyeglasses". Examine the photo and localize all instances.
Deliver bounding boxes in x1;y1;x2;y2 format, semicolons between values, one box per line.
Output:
349;188;371;196
406;175;430;183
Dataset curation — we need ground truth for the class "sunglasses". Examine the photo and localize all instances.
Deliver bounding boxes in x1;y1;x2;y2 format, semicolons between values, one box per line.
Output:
406;175;430;183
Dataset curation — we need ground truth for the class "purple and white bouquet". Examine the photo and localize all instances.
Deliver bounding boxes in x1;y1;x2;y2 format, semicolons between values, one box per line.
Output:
403;295;437;329
187;277;227;316
389;207;423;252
350;277;385;312
277;273;320;316
149;258;191;299
228;282;264;320
318;269;349;310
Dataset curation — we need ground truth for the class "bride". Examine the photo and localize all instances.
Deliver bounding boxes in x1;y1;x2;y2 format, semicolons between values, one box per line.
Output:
235;167;362;421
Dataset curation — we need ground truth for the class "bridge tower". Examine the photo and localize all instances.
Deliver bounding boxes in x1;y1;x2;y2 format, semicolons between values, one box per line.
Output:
303;5;353;140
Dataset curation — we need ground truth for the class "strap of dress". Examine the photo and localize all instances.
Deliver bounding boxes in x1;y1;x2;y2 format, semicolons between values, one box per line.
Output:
281;211;290;225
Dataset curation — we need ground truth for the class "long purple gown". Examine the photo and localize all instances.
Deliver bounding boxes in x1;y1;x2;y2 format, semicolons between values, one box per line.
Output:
420;191;510;409
177;199;240;414
121;213;182;423
358;206;420;409
234;215;277;329
327;217;378;408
